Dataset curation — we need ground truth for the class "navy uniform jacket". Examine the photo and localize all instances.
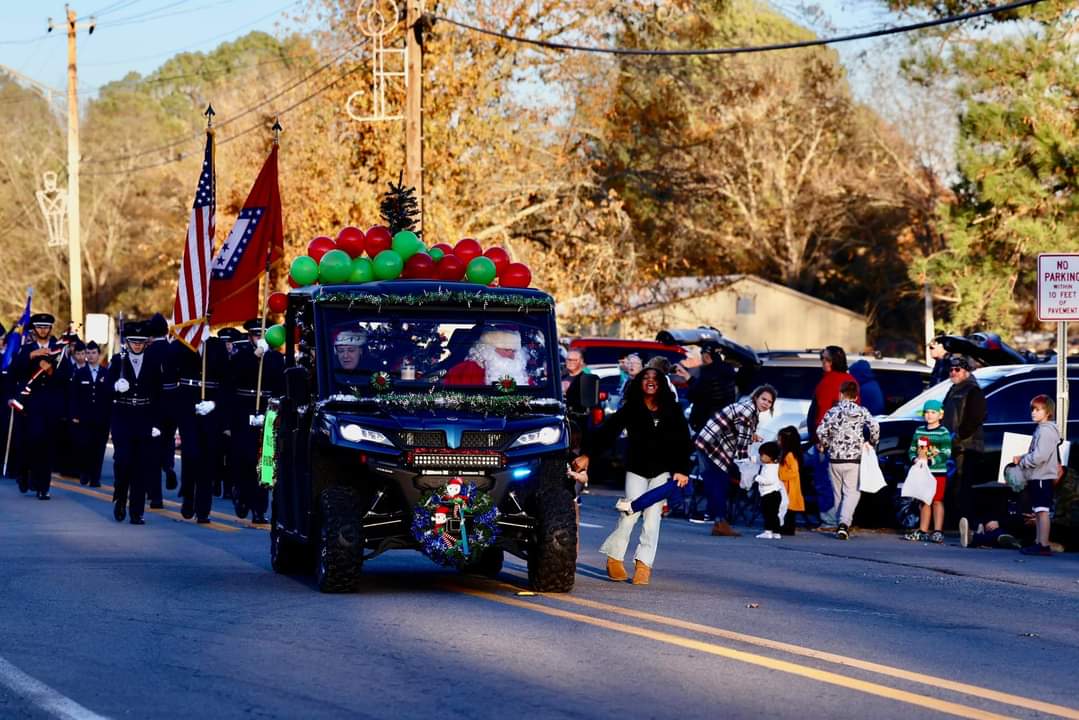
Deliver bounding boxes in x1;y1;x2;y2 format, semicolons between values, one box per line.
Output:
227;344;284;421
69;363;111;425
105;352;163;430
164;338;231;414
11;338;64;428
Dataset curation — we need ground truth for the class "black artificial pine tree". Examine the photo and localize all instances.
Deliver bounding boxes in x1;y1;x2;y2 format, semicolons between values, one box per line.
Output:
380;171;421;237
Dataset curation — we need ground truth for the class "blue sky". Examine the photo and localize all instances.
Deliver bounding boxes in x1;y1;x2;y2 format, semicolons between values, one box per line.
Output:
0;1;901;98
0;0;307;94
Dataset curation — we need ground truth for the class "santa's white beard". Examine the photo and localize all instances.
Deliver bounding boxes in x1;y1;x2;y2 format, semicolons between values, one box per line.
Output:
469;344;530;385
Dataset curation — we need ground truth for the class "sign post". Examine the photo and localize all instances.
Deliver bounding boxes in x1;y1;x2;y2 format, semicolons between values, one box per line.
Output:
1036;254;1079;440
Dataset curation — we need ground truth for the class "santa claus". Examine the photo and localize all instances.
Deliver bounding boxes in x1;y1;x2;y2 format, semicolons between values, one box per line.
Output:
443;327;531;387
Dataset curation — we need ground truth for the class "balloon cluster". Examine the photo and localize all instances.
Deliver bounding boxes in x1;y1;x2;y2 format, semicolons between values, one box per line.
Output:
288;226;533;290
264;226;535;349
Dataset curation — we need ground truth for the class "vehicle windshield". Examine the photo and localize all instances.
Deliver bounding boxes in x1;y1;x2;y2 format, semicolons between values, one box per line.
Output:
888;366;1019;418
319;307;555;397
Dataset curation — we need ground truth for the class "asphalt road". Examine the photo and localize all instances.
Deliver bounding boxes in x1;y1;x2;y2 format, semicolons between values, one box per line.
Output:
1;458;1078;720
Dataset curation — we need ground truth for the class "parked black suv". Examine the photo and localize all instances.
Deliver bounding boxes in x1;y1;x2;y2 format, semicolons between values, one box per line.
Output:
263;281;585;593
860;364;1079;528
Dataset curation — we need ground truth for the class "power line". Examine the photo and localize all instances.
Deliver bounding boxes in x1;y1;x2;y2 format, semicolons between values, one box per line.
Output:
83;0;304;67
79;45;319;94
83;58;367;177
428;0;1045;57
82;37;364;165
81;0;148;21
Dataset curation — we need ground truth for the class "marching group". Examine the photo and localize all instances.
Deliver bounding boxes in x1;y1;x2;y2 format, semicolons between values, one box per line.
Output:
567;343;1063;586
1;312;282;526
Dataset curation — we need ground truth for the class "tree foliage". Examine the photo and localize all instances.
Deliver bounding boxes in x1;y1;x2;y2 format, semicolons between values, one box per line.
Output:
891;0;1078;333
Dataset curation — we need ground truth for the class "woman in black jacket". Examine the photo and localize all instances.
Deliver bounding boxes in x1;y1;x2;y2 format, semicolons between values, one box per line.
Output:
573;367;693;585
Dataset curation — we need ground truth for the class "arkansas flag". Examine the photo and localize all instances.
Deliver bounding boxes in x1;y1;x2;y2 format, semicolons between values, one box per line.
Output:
208;145;283;325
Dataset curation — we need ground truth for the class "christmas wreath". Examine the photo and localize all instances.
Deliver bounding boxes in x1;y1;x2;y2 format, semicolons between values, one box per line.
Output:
494;375;517;394
411;478;499;567
370;371;392;393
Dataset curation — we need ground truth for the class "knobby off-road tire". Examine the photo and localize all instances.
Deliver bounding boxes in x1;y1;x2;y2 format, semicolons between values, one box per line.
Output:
528;483;577;592
316;486;364;593
270;522;310;575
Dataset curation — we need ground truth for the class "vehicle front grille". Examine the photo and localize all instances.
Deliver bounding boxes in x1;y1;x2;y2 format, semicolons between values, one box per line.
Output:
408;450;504;469
396;430;447;448
459;431;507;449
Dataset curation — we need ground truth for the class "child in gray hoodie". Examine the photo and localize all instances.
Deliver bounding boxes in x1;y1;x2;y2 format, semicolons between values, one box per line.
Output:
1014;394;1060;556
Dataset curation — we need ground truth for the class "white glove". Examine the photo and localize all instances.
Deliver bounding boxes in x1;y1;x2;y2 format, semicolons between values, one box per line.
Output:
254;338;269;358
248;414;265;428
151;427;161;438
194;400;216;416
113;378;130;394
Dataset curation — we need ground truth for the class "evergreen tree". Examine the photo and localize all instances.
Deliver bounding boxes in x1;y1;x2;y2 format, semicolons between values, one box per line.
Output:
380;172;421;236
893;0;1078;333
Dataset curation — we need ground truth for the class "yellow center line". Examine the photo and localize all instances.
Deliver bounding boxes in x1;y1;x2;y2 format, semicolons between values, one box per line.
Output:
50;479;240;533
511;588;1079;720
448;584;1014;720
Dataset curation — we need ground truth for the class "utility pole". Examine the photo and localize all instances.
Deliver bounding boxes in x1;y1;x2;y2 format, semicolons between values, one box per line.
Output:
405;0;424;232
54;6;94;334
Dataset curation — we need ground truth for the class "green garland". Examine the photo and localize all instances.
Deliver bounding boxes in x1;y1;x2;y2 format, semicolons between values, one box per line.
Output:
324;390;563;415
313;288;553;311
257;406;280;489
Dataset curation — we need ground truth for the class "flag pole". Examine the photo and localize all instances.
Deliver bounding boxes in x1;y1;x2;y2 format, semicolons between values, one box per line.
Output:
2;405;14;477
200;104;216;403
254;118;281;416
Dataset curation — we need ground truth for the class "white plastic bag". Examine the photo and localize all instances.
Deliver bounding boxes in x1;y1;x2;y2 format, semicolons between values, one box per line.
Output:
900;461;936;504
859;445;886;493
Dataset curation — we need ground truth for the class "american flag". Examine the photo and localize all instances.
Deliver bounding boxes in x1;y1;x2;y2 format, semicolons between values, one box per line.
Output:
171;131;216;350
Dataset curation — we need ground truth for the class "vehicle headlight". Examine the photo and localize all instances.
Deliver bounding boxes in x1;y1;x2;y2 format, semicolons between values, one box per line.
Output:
511;425;562;448
339;423;393;447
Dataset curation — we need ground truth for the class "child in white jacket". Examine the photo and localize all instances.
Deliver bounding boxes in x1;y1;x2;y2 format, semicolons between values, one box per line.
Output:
754;441;788;539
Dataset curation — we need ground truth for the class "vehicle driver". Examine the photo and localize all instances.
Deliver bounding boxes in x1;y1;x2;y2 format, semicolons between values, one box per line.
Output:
333;329;366;371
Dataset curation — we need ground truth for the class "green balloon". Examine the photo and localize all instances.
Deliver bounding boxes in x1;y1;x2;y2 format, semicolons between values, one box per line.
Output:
349;256;374;283
391;230;421;261
465;256;497;285
290;255;319;286
372;249;404;280
319;249;352;284
265;324;286;349
428;247;444;262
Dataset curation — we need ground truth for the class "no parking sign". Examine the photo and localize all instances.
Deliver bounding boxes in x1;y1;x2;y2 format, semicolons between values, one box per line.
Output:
1037;254;1079;321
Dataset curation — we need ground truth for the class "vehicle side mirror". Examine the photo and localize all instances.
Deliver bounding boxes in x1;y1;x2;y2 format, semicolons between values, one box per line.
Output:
578;373;599;408
284;365;309;403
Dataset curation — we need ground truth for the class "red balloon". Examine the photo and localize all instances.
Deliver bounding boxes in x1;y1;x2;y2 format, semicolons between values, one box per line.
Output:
267;291;288;313
484;246;511;276
454;238;481;263
402;252;436;279
500;262;532;288
307;236;336;263
335;226;366;258
287;276;301;289
430;242;454;258
366;226;393;257
437;254;466;281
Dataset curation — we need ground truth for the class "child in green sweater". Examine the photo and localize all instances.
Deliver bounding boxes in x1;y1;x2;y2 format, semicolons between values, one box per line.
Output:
905;399;952;543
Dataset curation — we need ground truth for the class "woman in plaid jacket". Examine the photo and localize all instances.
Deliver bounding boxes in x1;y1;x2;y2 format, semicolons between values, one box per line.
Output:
694;385;779;537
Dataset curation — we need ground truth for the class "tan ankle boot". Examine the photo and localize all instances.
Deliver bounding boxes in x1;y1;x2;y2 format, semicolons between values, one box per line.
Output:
711;520;741;537
632;559;651;585
606;556;629;581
